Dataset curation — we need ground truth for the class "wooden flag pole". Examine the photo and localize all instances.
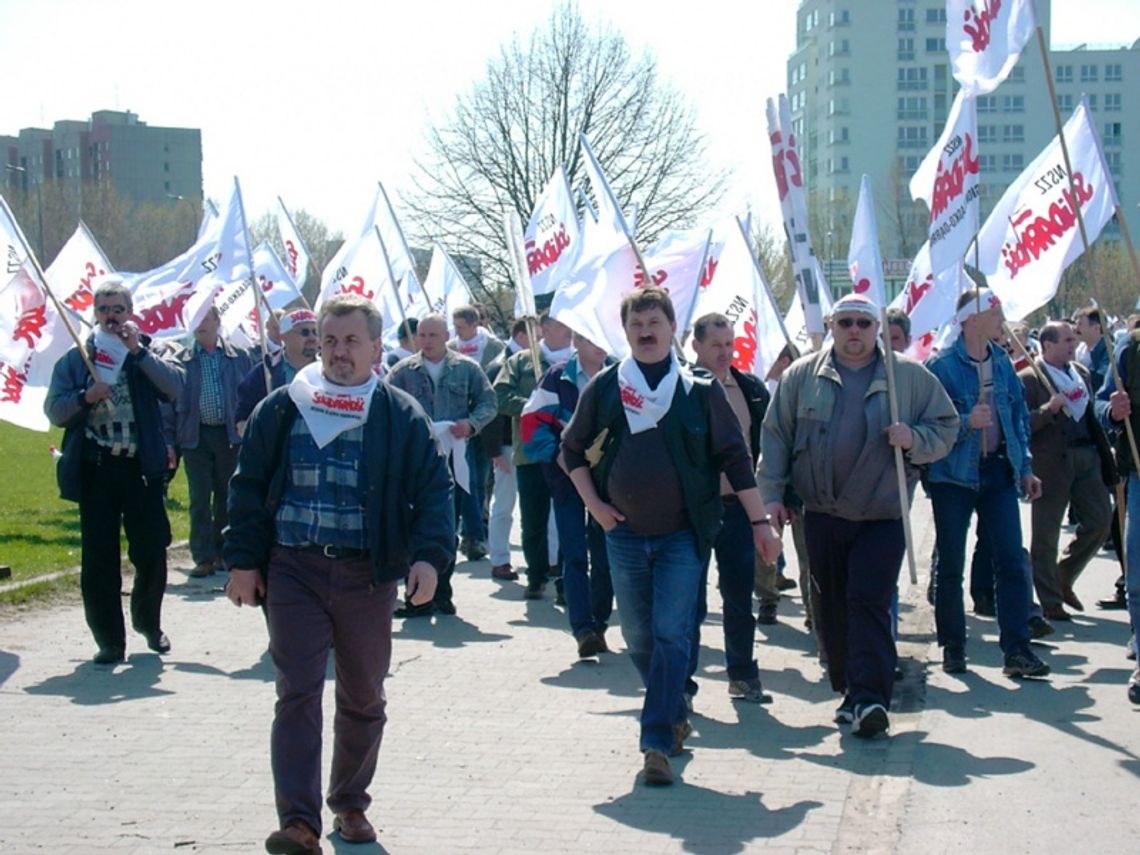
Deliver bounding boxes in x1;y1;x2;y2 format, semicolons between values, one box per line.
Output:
880;309;918;585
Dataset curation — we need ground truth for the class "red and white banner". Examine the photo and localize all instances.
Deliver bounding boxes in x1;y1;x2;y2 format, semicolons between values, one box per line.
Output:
47;221;114;325
767;94;827;336
128;178;252;339
947;0;1036;95
978;98;1116;321
847;174;889;310
275;196;310;289
687;216;789;379
252;242;305;311
639;227;711;337
910;89;981;274
524;167;580;298
887;242;970;355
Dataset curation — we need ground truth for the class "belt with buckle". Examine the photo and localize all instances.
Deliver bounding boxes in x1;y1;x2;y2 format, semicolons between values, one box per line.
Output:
297;544;369;560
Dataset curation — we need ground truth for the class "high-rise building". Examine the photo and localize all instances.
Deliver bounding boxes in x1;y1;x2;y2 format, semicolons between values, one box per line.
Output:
787;0;1138;294
1;110;202;205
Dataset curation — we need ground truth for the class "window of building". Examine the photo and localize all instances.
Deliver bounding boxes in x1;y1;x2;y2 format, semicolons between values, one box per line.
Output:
1057;94;1074;113
898;7;915;30
978;125;997;144
1106;151;1122;172
897;126;928;149
1080;64;1098;82
829;68;850;86
1087;94;1097;111
925;7;947;23
897;96;928;120
1106;63;1122;82
829;8;850;27
1002;154;1024;172
980;154;997;172
897;155;922;174
925;37;946;52
1105;93;1122;112
1104;121;1123;142
1056;65;1073;83
977;95;998;113
898;38;915;60
1002;124;1024;143
1002;95;1024;112
1007;66;1025;82
897;67;928;90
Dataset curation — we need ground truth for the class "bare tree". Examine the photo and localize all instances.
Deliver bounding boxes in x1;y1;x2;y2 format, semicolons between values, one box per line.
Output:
249;208;344;304
752;222;796;311
405;1;726;325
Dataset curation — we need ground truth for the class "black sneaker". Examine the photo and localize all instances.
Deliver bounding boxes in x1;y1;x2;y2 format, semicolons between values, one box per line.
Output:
852;703;890;738
1129;671;1140;705
973;594;996;617
942;647;967;674
756;602;778;625
576;630;606;659
1003;650;1050;678
92;646;125;665
435;600;457;616
1028;616;1055;640
394;601;435;619
833;696;855;724
524;581;545;600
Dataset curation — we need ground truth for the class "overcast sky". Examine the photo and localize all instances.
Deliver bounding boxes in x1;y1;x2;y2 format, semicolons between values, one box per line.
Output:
2;0;1136;239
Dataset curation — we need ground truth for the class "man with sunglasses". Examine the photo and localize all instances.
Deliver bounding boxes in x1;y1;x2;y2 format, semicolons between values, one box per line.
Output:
46;276;185;664
236;309;319;428
758;293;957;738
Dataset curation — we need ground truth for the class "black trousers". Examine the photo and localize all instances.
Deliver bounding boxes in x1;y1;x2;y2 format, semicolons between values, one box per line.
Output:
79;452;171;649
516;463;552;585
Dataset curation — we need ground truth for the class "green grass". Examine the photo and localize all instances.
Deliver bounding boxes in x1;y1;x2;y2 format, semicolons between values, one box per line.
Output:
0;421;190;590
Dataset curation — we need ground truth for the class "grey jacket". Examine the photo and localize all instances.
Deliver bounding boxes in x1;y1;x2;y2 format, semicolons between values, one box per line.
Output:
757;342;959;521
173;338;255;448
386;350;497;433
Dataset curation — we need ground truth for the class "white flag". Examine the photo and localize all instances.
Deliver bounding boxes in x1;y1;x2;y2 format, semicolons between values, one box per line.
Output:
524;167;581;297
275;197;311;290
947;0;1037;95
847;175;889;310
580;134;635;238
910;88;981;274
767;94;827;336
978;98;1116;321
46;221;114;326
687;217;788;379
197;199;219;241
128;178;252;339
639;228;711;337
784;264;834;354
421;246;474;335
887;242;969;346
253;242;304;311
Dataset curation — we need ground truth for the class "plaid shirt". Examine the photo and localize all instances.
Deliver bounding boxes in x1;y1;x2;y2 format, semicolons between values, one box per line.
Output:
275;418;367;550
196;342;226;426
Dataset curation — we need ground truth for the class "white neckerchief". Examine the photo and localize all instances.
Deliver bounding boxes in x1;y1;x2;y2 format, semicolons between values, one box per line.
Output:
453;329;487;363
1042;360;1090;421
541;341;573;368
617;353;694;435
92;329;130;384
288;361;376;449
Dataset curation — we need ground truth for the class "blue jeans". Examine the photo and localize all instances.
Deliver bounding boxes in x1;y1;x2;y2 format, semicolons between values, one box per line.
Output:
458;440;488;542
1124;474;1140;659
551;489;612;638
605;524;702;753
689;500;759;690
929;455;1031;656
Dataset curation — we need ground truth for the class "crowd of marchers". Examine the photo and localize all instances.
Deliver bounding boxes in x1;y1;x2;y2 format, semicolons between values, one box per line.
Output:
42;276;1140;854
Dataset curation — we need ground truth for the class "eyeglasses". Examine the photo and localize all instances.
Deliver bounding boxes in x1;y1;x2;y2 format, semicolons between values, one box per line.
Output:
835;317;873;330
296;328;317;338
95;305;128;316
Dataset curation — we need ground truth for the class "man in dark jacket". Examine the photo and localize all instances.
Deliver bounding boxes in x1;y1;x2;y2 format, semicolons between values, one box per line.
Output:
45;276;184;664
234;308;318;427
688;312;773;704
224;295;454;853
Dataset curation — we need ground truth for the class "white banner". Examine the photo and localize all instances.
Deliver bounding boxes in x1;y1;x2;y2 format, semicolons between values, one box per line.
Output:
910;88;981;274
887;242;969;348
275;196;310;289
978;98;1117;321
422;246;474;335
253;242;305;311
767;94;827;336
47;221;114;325
524;167;581;298
847;174;889;310
947;0;1036;95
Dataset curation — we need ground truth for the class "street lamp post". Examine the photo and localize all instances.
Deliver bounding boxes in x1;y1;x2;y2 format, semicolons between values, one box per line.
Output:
5;163;45;260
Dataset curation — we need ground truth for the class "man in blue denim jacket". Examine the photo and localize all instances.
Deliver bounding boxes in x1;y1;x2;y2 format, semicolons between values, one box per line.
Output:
925;288;1049;679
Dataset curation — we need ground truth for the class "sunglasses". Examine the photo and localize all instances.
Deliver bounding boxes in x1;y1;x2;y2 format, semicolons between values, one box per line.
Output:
95;305;128;316
835;317;873;330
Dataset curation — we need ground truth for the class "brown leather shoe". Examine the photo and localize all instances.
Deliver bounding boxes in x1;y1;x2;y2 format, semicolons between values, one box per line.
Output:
1061;586;1085;612
333;810;376;844
1043;604;1072;621
491;564;518;580
265;820;321;854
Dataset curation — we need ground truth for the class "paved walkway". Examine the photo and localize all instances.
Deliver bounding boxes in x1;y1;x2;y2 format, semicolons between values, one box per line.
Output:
0;495;1135;854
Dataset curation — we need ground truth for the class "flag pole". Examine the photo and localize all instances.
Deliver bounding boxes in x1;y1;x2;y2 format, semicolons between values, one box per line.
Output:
233;179;273;394
679;229;714;340
880;307;918;584
373;225;409;333
276;197;316;309
1;197;97;379
736;215;795;352
503;212;544;383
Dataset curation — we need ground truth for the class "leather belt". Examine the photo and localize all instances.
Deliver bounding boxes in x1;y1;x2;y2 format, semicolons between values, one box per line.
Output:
295;544;369;560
